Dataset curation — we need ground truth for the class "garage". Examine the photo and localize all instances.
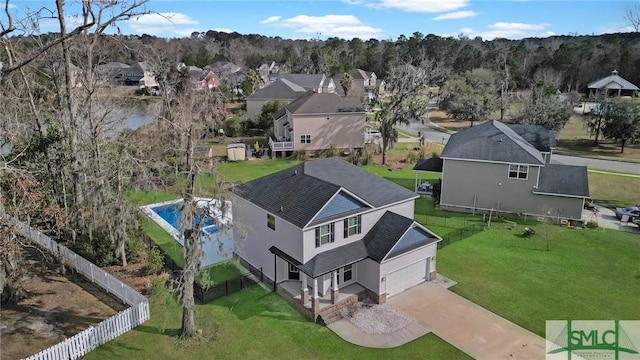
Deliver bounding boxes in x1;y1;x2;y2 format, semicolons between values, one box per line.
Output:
386;258;429;297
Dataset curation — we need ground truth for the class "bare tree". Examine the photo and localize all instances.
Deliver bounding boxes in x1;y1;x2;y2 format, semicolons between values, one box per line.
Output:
147;43;232;339
377;59;446;165
626;4;640;32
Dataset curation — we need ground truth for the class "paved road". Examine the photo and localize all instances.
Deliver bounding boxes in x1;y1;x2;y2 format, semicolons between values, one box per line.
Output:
388;282;546;359
397;120;640;174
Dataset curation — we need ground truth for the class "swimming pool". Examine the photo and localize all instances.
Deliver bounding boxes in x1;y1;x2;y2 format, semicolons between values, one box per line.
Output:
150;202;217;232
143;198;234;267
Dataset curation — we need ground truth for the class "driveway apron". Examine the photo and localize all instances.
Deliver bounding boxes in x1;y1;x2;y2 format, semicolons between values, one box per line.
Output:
387;282;546;360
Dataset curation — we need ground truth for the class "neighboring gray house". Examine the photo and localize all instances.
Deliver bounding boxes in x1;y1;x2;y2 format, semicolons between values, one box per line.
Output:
269;73;336;94
256;60;283;83
440;120;589;222
588;70;639;99
97;62;131;84
246;78;307;120
269;92;366;157
232;158;442;322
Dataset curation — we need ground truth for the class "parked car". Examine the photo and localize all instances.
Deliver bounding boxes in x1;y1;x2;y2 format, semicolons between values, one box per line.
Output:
366;128;381;138
614;206;640;221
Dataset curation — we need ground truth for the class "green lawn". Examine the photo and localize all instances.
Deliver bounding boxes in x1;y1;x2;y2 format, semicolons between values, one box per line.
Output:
87;285;469;360
437;223;640;337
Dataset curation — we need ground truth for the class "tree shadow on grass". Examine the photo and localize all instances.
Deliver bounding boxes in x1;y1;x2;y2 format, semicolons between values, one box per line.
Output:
217;289;308;323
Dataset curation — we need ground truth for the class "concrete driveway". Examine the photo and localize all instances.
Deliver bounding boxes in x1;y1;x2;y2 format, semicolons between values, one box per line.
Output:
588;206;640;234
387;282;546;360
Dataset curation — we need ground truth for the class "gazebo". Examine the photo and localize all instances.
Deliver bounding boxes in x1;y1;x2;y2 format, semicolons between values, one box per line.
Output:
587;70;639;99
412;157;443;196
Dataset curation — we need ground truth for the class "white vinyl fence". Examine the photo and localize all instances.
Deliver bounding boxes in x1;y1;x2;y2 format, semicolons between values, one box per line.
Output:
5;216;150;360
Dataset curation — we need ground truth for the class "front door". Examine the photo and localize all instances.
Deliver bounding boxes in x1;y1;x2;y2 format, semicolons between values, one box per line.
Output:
288;263;300;280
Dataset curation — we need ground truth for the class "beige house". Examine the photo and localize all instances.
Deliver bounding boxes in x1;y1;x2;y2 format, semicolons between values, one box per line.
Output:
232;158;442;322
269;92;366;157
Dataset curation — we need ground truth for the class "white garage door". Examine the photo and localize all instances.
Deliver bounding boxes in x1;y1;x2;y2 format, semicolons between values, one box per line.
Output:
386;258;428;297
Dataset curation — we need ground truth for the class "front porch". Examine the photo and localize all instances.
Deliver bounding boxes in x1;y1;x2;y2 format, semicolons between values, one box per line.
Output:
276;280;367;323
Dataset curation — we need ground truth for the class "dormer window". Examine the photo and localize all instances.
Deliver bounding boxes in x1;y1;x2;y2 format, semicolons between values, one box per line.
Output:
508;164;528;179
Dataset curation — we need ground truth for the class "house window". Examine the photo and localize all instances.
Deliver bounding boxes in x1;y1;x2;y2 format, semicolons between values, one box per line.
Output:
315;223;335;247
300;134;311;144
343;264;353;282
343;215;362;238
267;214;275;230
508;164;529;179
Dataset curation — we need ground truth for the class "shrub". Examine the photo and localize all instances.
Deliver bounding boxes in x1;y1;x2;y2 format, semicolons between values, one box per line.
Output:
321;145;338;158
405;150;419;163
145;246;165;274
291;150;307;161
585;221;599;229
72;235;117;267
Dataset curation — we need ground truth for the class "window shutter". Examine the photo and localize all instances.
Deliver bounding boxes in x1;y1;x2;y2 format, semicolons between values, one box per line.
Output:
344;219;348;238
330;223;335;243
315;227;320;248
357;215;362;234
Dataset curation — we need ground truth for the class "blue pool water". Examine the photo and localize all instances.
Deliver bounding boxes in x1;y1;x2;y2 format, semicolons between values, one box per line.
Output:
149;201;233;267
151;203;216;231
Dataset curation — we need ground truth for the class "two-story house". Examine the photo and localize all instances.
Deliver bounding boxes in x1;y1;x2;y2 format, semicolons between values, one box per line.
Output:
269;73;336;94
269;92;366;157
440;120;589;222
333;69;380;102
245;78;307;120
232;158;442;321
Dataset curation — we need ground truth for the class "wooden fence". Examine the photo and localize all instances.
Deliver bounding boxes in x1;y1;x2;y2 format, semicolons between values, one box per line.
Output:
5;215;150;360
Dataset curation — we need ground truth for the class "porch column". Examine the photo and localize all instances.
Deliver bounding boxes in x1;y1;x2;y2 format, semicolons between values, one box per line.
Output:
301;275;309;306
311;277;320;317
331;270;339;304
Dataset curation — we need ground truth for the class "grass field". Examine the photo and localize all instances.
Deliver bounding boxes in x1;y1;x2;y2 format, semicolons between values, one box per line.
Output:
86;279;469;360
437;223;640;337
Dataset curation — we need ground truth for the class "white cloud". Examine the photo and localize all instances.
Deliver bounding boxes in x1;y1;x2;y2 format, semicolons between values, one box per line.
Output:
341;0;366;5
260;16;281;25
260;14;383;39
450;22;554;40
127;12;199;37
370;0;469;13
432;10;477;20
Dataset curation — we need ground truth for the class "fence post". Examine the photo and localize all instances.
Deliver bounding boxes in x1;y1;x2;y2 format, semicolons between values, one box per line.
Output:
260;268;263;282
225;281;228;296
240;276;243;289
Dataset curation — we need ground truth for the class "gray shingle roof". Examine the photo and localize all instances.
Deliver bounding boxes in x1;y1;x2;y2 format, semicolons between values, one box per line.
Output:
364;212;415;262
535;164;589;197
233;158;417;228
441;120;545;165
508;124;556;152
247;78;307;100
284;92;365;115
269;211;439;277
303;158;417;208
588;71;639;91
272;74;326;90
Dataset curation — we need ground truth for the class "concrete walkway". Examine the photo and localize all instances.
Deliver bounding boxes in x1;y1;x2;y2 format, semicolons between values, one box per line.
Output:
588;205;640;233
387;283;546;359
327;319;430;348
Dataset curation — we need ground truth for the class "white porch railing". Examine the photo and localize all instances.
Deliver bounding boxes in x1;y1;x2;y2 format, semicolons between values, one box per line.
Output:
269;137;294;151
5;215;150;360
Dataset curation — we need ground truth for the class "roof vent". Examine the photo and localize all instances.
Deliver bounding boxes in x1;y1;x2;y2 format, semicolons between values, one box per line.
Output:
498;138;503;142
280;206;284;212
612;69;619;75
294;169;298;175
